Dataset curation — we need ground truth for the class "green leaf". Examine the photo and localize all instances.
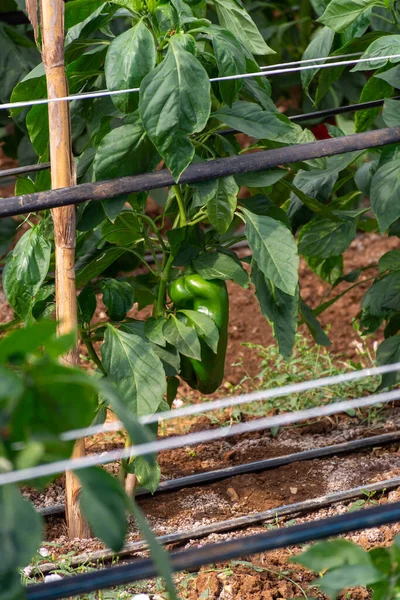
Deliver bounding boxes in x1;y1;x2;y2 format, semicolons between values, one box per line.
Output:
370;157;400;233
208;25;246;106
0;320;57;363
178;309;219;353
101;324;166;416
298;218;357;259
307;255;343;285
251;262;298;358
376;65;400;87
76;246;127;288
163;315;201;360
234;169;287;189
318;0;381;33
78;284;97;324
301;27;335;100
130;455;161;493
65;0;106;29
105;20;156;114
355;77;393;133
212;0;275;55
101;279;135;321
193;251;249;288
291;539;372;571
361;272;400;317
300;300;331;346
207;176;238;234
3;227;51;320
352;35;400;71
145;317;167;347
377;335;400;389
214;101;305;144
242;208;299;296
382;98;400;127
26;104;49;157
379;249;400;274
101;212;143;245
152;343;181;376
318;565;384;599
78;467;128;552
94;121;156;183
240;195;291;228
140;33;211;180
128;500;179;600
0;485;42;578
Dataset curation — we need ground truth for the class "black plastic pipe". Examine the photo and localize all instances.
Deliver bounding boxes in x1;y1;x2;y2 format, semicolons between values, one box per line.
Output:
26;500;400;600
2;97;399;180
1;127;399;218
39;430;400;517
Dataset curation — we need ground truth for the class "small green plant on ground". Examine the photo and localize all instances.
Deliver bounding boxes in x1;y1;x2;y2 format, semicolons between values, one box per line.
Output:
291;536;400;600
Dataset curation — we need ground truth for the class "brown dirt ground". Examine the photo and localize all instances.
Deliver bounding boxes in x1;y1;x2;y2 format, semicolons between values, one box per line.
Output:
3;147;400;599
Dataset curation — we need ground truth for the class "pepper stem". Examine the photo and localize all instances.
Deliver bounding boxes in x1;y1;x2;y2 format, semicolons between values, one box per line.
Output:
173;185;187;227
153;254;174;318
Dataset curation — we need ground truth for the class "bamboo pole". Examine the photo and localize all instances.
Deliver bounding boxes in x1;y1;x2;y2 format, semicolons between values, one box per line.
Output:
40;0;90;539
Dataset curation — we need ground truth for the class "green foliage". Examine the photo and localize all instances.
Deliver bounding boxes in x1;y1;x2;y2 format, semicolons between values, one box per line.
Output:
291;536;400;599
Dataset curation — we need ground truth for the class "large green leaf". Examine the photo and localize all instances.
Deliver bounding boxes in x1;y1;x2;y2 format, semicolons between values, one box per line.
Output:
178;309;219;353
298;218;357;259
377;335;400;389
0;485;42;583
94;121;156;182
208;25;246;106
292;539;372;572
140;33;211;180
251;262;298;358
101;325;166;415
101;212;142;246
26;104;49;157
242;208;299;296
0;23;39;104
193;251;249;288
318;0;381;32
2;227;51;321
163;315;202;360
300;300;331;346
361;272;400;317
207;176;238;234
355;76;393;133
370;157;400;233
78;467;128;552
379;249;400;274
382;98;400;127
105;20;156;113
352;35;400;71
212;0;274;55
101;279;135;321
214;101;306;144
0;219;17;258
301;27;335;100
65;0;106;29
318;565;384;599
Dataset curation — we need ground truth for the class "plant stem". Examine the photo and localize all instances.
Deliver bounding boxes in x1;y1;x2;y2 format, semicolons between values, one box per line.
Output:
173;185;187;226
153;254;174;318
81;330;106;375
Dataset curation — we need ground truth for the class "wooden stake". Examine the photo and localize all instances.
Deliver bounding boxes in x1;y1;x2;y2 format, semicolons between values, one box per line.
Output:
40;0;90;539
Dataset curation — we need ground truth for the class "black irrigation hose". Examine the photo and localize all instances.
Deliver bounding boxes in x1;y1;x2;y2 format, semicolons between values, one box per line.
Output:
36;471;400;575
26;500;400;600
38;430;400;518
2;127;400;218
2;97;399;180
0;162;50;179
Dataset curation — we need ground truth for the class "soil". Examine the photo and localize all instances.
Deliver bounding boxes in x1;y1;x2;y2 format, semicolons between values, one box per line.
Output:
3;147;400;599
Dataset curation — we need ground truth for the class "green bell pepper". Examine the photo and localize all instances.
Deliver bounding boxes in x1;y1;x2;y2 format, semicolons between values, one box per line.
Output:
169;273;229;395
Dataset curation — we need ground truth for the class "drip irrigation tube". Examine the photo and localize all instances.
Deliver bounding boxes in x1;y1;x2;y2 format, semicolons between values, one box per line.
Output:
38;430;400;518
2;97;399;180
36;471;400;575
26;499;400;600
1;127;400;218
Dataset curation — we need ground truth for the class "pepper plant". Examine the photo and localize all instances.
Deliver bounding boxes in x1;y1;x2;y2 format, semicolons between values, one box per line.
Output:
2;0;400;491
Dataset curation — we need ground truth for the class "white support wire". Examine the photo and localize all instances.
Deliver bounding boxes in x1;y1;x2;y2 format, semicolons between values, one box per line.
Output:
62;361;400;441
1;53;399;112
2;387;400;486
258;52;363;70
